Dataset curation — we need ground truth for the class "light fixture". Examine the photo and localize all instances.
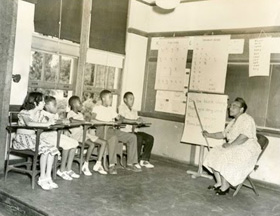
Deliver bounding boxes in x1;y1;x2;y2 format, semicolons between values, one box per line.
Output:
155;0;181;10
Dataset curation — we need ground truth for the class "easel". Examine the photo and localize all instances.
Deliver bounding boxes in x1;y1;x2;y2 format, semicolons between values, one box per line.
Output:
186;145;213;180
186;100;213;180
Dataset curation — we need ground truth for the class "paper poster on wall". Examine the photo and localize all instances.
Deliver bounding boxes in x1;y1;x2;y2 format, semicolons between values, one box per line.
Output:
181;93;228;147
155;90;186;115
249;37;271;77
151;37;243;54
189;35;230;93
155;37;189;91
229;39;245;54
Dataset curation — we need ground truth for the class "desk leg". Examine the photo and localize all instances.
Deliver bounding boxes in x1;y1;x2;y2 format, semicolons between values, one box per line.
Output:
103;126;109;171
79;125;87;174
186;145;213;180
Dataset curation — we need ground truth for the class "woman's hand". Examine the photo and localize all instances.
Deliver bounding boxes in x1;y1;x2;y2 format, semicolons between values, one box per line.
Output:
136;118;143;125
202;130;210;138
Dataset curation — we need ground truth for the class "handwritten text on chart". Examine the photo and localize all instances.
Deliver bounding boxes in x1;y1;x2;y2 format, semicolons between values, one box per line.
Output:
181;93;228;147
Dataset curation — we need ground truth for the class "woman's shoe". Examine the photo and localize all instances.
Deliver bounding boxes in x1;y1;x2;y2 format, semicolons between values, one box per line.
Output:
208;185;221;191
216;188;230;195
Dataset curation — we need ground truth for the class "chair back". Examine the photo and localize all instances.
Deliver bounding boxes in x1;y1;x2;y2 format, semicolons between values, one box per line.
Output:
9;112;19;126
256;133;269;161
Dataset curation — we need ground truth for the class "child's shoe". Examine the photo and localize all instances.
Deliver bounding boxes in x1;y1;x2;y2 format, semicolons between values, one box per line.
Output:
93;162;107;175
47;178;59;189
38;178;52;191
57;169;73;181
108;165;117;175
82;164;92;176
140;160;154;168
67;170;80;179
126;164;142;172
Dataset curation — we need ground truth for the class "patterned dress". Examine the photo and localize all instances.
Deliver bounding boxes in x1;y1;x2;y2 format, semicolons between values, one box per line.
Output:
13;110;60;156
203;113;261;187
40;113;79;150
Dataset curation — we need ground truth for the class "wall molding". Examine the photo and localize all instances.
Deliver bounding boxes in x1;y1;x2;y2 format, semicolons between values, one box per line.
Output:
135;0;209;7
128;26;280;38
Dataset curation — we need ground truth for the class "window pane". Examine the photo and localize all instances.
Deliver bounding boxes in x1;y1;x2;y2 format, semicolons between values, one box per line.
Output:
95;65;106;88
84;63;95;86
82;91;101;121
107;66;115;89
60;56;73;84
29;51;43;81
44;53;59;82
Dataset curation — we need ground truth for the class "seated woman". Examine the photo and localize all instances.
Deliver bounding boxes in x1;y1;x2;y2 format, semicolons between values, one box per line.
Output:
202;97;261;195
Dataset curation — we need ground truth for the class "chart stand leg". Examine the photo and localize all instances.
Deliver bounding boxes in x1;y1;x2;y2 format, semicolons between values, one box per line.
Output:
186;145;213;180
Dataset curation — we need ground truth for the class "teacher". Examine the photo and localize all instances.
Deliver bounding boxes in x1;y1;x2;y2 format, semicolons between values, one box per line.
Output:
202;97;261;195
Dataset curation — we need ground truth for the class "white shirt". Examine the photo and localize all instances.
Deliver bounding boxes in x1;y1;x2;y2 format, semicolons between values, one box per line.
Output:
92;105;118;122
118;104;139;133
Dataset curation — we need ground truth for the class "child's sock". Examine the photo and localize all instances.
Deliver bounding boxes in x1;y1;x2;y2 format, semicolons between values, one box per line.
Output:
109;164;115;167
96;161;101;165
83;161;89;168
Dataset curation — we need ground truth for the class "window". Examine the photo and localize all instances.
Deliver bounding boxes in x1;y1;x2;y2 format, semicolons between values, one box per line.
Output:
28;50;77;115
83;63;122;111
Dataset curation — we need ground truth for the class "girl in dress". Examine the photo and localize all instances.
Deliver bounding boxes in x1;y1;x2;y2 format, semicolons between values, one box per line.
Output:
203;97;261;195
13;92;60;190
43;96;80;180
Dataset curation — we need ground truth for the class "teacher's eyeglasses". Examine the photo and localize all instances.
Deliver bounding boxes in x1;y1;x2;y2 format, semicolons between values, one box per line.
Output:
229;104;241;109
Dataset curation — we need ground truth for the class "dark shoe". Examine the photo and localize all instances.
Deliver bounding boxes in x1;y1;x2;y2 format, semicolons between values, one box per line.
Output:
126;165;142;172
216;188;230;195
208;185;221;191
108;166;117;175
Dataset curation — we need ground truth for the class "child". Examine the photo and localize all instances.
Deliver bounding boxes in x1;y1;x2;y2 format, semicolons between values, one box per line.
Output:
13;92;59;190
92;90;142;174
43;96;80;180
67;96;107;175
118;92;154;168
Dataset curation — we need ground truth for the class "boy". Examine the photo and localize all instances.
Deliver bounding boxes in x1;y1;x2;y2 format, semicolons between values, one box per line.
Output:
92;90;141;174
118;92;154;168
43;96;80;180
67;96;107;175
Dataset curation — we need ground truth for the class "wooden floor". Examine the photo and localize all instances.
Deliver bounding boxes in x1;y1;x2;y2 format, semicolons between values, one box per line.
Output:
0;158;280;216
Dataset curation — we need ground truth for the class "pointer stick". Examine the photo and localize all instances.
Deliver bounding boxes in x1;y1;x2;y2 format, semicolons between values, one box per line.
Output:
191;100;210;151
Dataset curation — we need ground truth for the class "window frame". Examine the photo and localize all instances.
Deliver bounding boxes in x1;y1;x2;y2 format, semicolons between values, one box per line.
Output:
28;49;78;91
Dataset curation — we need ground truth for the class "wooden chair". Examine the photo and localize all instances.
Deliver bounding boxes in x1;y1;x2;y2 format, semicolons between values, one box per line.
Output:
102;125;125;171
233;133;269;197
5;112;62;188
70;123;103;174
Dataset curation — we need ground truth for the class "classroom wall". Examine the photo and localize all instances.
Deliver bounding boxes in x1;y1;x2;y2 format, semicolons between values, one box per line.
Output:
127;0;150;32
129;0;280;33
121;33;148;110
9;0;34;105
124;0;280;186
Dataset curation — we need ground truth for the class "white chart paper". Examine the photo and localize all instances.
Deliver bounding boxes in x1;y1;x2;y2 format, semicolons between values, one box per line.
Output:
181;93;228;147
155;37;189;91
249;37;271;77
189;35;230;93
155;91;186;115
